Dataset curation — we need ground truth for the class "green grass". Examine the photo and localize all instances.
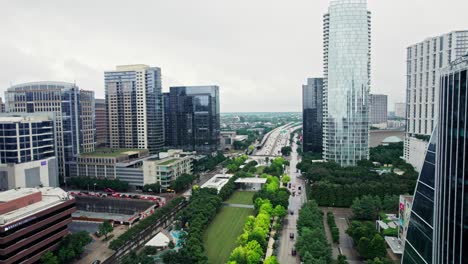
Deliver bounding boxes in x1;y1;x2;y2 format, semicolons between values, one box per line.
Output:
256;166;266;174
204;207;254;264
225;191;255;205
81;148;142;157
157;159;177;165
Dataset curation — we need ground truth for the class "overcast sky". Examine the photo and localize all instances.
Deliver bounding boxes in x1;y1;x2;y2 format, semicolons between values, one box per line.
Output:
1;0;467;112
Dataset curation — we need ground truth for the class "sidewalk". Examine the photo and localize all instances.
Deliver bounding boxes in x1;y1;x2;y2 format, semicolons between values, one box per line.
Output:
265;217;278;257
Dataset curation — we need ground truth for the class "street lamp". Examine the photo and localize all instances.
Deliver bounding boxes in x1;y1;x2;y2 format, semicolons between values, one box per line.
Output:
93;183;97;192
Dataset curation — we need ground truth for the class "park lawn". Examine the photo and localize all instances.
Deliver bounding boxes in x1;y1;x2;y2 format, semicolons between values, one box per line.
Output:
203;207;254;264
225;191;255;205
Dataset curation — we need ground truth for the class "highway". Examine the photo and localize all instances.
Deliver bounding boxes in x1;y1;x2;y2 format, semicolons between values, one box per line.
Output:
255;123;298;156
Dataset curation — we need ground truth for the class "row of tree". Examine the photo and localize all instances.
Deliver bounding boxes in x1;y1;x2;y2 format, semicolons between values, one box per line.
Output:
253;175;290;209
263;157;287;177
226;155;249;173
162;188;222;263
228;198;285;264
69;177;129;191
327;212;339;244
193;152;227;173
109;197;185;250
351;195;399;221
41;232;92;264
295;201;332;263
346;221;388;261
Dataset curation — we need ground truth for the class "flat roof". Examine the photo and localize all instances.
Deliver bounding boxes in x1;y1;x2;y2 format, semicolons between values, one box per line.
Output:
235;178;267;184
0;187;72;226
157;158;178;166
201;174;234;193
81;148;145;157
145;232;171;247
385;236;404;254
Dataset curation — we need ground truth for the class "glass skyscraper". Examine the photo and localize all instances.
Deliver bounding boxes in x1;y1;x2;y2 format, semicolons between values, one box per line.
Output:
5;82;95;181
165;86;220;153
403;53;468;263
323;0;371;166
302;78;323;153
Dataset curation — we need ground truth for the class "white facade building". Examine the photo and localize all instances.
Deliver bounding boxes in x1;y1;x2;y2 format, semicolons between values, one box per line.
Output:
394;102;406;119
404;31;468;171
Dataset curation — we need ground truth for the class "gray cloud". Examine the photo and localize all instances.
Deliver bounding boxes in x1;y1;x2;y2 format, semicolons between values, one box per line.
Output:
1;0;467;112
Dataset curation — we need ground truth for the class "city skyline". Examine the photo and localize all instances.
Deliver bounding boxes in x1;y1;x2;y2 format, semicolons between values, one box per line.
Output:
2;0;468;112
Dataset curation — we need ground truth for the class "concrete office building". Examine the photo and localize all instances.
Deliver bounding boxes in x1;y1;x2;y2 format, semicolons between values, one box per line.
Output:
105;65;164;154
70;148;157;188
95;99;107;147
0;98;4;113
323;0;371;166
0;187;75;264
143;151;193;190
0;113;58;190
394;102;406;119
402;53;468;264
5;82;95;180
302;78;323;153
369;94;388;126
404;31;468;171
165;86;220;153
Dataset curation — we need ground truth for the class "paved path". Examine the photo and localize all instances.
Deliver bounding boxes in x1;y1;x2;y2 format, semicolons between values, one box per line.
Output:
321;210;340;259
265;218;277;257
222;203;255;209
277;133;305;264
321;207;363;264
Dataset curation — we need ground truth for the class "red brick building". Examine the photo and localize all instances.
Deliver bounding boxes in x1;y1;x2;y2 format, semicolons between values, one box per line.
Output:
0;187;75;264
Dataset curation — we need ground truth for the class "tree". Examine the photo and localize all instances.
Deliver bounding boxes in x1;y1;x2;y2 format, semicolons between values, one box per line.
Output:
369;234;387;259
357;237;372;259
263;256;280;264
367;257;394;264
281;174;291;185
41;251;58;264
273;205;287;218
337;254;349;264
168;240;175;249
99;221;113;240
143;183;161;193
351;195;382;220
281;146;292;156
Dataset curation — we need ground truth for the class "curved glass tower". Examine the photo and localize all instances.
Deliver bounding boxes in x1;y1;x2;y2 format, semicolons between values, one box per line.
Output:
323;0;371;166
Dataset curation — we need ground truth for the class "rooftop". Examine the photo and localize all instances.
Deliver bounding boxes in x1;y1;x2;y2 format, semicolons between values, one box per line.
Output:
0;187;72;226
235;178;268;184
157;159;178;166
81;148;144;157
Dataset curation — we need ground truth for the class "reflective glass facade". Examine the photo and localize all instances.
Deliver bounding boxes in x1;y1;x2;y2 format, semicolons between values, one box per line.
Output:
302;78;323;153
166;86;220;153
403;54;468;264
323;0;371;166
5;82;95;179
433;56;468;264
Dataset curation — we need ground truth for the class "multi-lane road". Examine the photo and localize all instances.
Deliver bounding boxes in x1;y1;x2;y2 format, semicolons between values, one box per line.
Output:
277;133;306;264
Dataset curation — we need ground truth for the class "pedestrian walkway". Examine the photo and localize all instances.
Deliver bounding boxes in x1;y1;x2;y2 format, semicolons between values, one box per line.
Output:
222;203;255;209
265;218;278;257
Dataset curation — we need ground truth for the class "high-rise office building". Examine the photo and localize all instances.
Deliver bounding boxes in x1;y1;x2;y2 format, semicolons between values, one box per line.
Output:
95;99;107;147
404;31;468;171
323;0;371;166
0;97;5;113
302;78;323;153
163;92;171;147
165;86;220;153
394;102;406;119
403;53;468;264
5;82;95;180
105;65;164;154
369;94;388;125
0;113;58;189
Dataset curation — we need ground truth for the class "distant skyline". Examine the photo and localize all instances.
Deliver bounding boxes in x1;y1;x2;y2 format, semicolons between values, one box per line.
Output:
1;0;468;112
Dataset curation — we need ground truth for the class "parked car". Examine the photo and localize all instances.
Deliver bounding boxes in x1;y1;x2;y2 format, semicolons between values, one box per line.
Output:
298;186;302;191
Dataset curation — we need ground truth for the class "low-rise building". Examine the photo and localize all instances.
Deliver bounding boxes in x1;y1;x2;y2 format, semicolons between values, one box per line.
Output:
0;187;75;264
143;153;193;190
0;113;58;190
70;149;157;188
219;131;248;151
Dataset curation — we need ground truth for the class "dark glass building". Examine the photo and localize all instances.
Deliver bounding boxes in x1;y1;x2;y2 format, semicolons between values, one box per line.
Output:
165;86;220;153
403;53;468;263
302;78;323;153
